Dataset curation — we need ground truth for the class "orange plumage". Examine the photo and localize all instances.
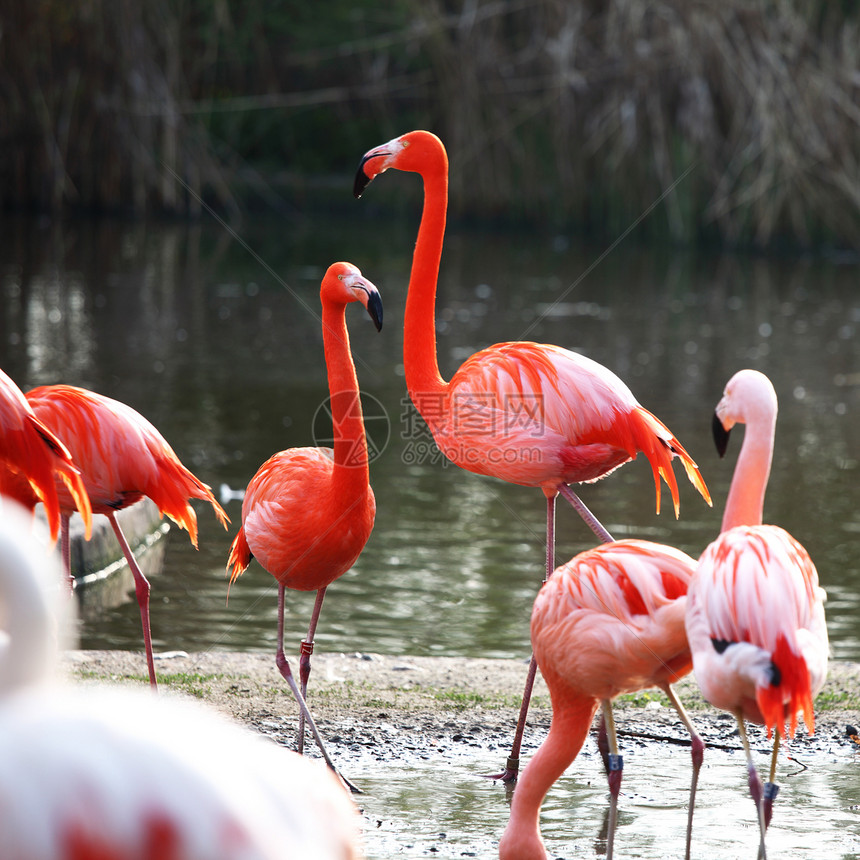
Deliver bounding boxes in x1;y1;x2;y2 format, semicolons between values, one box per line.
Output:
0;368;92;542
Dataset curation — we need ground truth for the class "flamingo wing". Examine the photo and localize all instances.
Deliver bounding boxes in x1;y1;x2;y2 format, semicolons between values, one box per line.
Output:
533;539;696;699
686;524;828;736
27;385;228;544
430;342;710;513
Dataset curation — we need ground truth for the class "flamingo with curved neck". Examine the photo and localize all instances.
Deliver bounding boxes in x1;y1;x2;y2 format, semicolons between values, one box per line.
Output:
355;129;711;780
227;262;382;787
686;369;828;859
499;539;703;860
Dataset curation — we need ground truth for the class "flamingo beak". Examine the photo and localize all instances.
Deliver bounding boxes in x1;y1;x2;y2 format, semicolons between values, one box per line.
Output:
353;149;389;198
712;412;730;458
365;290;383;332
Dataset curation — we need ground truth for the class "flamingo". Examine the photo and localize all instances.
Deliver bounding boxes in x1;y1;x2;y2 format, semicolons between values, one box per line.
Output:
0;499;362;860
685;369;828;859
227;262;382;770
0;367;92;545
498;539;703;860
354;129;711;780
9;383;229;690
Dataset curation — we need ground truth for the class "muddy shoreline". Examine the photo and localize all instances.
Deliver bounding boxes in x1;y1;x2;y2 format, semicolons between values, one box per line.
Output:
64;650;860;761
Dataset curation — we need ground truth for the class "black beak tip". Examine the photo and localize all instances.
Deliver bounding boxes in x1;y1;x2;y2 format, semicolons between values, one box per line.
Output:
367;292;383;331
712;412;730;458
353;166;371;199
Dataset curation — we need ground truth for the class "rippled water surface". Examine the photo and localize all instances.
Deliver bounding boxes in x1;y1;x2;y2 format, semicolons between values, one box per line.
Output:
351;738;860;859
1;215;857;663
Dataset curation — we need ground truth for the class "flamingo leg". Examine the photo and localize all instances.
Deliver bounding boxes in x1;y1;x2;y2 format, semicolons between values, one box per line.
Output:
602;699;623;860
486;494;557;784
735;713;767;860
762;732;781;830
61;513;73;594
596;711;610;774
108;513;157;690
660;683;704;860
274;585;361;795
297;587;327;754
557;483;614;543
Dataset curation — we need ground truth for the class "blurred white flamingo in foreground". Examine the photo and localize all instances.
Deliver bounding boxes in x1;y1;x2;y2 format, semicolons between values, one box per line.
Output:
0;498;362;860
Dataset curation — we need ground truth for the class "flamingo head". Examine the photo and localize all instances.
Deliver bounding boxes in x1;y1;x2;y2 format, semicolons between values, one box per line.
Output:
712;368;778;457
353;130;447;197
322;262;383;331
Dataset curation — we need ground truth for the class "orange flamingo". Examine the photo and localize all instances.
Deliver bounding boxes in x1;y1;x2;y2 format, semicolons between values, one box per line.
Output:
13;383;229;689
0;368;92;545
686;369;828;859
498;539;703;860
354;129;711;780
0;499;362;860
227;262;382;768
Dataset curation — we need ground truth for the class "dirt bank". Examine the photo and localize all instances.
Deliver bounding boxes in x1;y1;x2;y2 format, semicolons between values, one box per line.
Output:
64;650;860;761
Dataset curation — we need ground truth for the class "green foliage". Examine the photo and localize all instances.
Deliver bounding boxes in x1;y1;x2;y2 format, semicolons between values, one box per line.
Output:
2;0;859;249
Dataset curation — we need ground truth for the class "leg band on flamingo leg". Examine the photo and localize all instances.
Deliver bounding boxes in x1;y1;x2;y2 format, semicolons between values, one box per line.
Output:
299;639;315;687
607;754;624;797
762;782;780;829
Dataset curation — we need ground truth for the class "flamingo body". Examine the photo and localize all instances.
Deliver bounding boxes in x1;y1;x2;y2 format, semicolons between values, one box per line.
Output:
0;369;92;542
687;524;827;736
230;446;374;593
500;539;700;860
436;340;705;506
534;540;694;695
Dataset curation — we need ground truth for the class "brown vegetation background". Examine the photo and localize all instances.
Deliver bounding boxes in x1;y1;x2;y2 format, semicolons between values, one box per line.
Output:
1;0;858;248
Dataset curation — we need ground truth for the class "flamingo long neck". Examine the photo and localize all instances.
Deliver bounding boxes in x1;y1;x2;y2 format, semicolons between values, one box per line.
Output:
722;410;776;532
499;695;598;860
320;300;369;499
403;148;449;413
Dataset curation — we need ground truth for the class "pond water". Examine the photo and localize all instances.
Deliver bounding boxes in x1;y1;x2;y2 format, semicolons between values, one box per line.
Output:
349;735;860;859
2;213;858;859
0;214;857;664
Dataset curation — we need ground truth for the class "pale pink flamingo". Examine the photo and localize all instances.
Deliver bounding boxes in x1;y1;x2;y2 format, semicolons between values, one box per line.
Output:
15;383;229;689
227;262;381;779
498;539;703;860
685;369;828;859
354;129;711;780
0;499;362;860
0;367;92;545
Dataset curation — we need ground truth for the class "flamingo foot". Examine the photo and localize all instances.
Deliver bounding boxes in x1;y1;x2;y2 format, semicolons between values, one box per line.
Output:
483;756;519;784
275;650;362;795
